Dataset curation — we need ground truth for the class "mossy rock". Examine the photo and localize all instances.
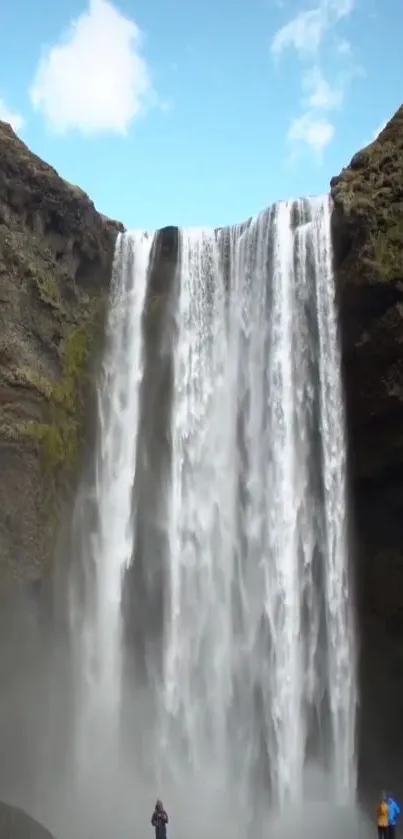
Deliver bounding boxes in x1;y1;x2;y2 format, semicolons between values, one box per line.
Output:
0;118;123;587
365;223;403;283
33;271;64;312
332;107;403;287
17;294;105;482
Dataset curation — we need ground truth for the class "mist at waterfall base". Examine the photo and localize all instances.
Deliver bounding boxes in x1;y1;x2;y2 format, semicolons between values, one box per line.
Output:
0;197;371;839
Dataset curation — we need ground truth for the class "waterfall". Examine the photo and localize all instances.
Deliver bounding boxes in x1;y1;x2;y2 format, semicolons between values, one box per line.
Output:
312;197;357;794
71;231;153;782
159;197;356;816
64;198;357;839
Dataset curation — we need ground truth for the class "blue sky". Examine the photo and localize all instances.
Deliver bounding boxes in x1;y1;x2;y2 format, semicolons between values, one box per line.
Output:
0;0;401;230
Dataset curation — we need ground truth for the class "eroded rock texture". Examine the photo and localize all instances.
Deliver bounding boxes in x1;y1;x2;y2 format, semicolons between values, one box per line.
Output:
0;121;122;589
0;800;54;839
331;105;403;797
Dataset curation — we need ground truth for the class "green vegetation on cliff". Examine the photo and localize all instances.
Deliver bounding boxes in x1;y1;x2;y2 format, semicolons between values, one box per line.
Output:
19;299;104;477
330;104;403;478
0;119;121;585
331;107;403;284
0;284;105;480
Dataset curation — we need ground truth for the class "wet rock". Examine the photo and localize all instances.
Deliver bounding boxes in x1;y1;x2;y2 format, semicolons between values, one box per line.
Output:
0;120;123;588
331;105;403;798
0;801;55;839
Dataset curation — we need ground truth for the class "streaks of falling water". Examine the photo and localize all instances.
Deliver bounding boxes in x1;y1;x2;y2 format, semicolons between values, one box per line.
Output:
263;201;304;806
72;231;153;779
160;199;356;817
162;229;234;789
312;196;357;799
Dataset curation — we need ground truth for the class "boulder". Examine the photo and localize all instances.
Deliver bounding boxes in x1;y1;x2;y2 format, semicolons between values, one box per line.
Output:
0;800;55;839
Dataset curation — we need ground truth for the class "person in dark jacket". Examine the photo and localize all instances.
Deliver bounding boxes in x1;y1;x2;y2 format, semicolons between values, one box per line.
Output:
151;799;168;839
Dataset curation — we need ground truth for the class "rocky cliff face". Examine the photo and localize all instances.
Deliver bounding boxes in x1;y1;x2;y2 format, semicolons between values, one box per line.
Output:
0;800;54;839
0;121;122;589
331;105;403;797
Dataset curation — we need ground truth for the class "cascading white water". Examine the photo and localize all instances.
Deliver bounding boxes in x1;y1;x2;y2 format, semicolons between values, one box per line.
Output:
64;200;356;839
312;197;357;796
160;196;356;816
72;231;153;777
162;230;235;788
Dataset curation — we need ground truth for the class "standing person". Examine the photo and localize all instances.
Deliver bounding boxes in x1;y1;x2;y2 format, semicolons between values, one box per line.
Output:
388;792;401;839
151;799;169;839
377;792;389;839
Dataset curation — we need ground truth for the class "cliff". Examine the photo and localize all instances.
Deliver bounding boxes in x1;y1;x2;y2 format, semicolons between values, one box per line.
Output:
331;105;403;796
0;121;122;589
0;800;54;839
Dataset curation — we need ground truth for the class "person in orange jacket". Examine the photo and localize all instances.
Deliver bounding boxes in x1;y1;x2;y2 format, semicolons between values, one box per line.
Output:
377;791;389;839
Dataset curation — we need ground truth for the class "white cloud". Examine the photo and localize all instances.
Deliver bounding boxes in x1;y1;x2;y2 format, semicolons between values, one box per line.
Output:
271;0;357;159
271;0;354;58
0;99;24;133
302;66;343;110
287;113;335;156
30;0;155;136
271;8;325;58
